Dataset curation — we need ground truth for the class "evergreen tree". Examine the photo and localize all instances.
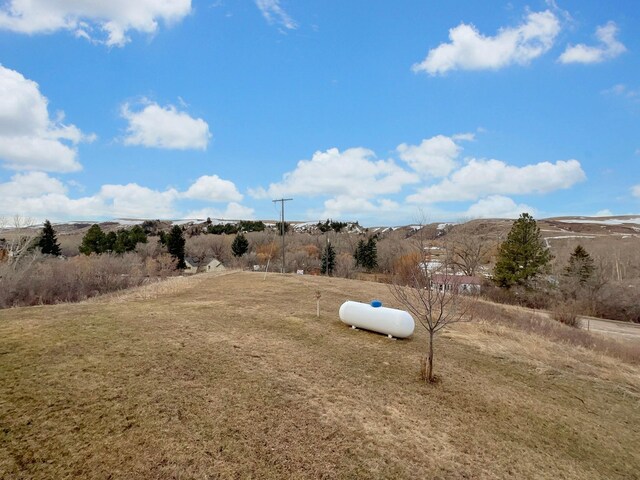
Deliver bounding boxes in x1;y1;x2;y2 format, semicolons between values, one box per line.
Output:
363;237;378;271
103;231;117;252
113;226;148;254
321;242;336;275
493;213;552;288
79;224;107;255
564;245;595;285
354;239;366;267
38;220;61;256
166;225;186;269
354;237;378;271
129;225;148;245
231;233;249;257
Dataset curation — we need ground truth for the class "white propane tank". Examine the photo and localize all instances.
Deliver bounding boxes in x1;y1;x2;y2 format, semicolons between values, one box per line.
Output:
339;301;415;338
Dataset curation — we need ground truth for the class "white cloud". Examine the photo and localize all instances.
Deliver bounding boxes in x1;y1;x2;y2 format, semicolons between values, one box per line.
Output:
407;158;586;203
602;84;639;101
183;175;243;202
97;183;180;218
0;65;94;172
121;101;211;150
0;0;192;46
186;203;255;220
594;209;613;217
397;134;470;178
632;185;640;198
0;172;247;221
0;171;66;198
320;196;399;220
255;0;297;30
251;147;418;199
413;10;560;75
464;195;535;219
250;147;418;221
559;21;626;64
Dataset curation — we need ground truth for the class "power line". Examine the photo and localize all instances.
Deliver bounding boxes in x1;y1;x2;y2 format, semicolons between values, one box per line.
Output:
272;198;292;273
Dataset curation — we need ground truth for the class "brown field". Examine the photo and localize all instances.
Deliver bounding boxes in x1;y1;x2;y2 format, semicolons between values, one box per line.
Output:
1;272;639;479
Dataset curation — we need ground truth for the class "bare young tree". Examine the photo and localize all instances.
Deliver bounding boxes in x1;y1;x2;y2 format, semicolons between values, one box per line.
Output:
390;221;476;383
1;215;39;269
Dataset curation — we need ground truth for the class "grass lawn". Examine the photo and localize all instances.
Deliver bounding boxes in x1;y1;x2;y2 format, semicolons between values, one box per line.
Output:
1;272;639;479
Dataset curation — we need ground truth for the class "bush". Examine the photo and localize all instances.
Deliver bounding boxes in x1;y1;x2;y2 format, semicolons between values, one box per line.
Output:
0;253;173;308
552;304;581;328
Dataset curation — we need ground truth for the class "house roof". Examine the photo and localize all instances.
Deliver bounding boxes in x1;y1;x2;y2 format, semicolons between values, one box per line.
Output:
185;257;223;267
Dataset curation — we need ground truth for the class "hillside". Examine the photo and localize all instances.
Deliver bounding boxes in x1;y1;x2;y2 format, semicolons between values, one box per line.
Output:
1;272;639;479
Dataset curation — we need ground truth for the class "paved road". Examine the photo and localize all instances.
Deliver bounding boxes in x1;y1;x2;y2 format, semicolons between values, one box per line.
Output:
580;316;640;340
480;299;640;341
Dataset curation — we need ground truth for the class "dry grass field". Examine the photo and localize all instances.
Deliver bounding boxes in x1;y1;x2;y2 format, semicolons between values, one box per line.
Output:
1;272;639;479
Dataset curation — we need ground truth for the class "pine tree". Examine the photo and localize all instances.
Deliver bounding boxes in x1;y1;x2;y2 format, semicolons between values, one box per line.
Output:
363;237;378;271
493;213;552;288
79;224;106;255
166;225;186;269
321;242;336;275
231;233;249;257
564;245;594;285
355;237;378;271
354;239;366;267
38;220;61;256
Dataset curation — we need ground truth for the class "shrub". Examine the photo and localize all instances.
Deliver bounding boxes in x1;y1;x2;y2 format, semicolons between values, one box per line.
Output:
0;253;169;308
552;304;581;328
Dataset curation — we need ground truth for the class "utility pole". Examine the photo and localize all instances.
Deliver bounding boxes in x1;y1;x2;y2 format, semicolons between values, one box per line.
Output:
272;198;293;273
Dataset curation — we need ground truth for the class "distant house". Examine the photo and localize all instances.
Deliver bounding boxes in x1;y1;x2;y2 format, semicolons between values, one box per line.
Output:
431;274;482;294
184;257;199;274
184;257;225;274
203;258;225;273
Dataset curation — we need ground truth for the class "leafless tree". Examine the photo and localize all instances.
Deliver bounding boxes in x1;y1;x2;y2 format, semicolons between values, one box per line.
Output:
445;228;494;276
1;215;39;270
390;221;476;382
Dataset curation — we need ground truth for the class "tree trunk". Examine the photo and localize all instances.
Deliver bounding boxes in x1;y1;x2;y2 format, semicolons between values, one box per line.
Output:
420;354;428;381
427;331;434;383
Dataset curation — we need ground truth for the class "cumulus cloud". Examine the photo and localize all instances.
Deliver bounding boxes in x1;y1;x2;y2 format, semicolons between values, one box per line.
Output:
320;196;400;220
407;158;586;203
250;147;418;220
397;134;471;178
0;172;246;221
121;101;211;150
251;147;418;200
464;195;535;219
255;0;297;30
632;185;640;198
0;65;94;172
413;10;560;75
0;0;192;46
186;203;255;221
183;175;243;202
97;183;180;218
559;21;626;64
0;171;67;198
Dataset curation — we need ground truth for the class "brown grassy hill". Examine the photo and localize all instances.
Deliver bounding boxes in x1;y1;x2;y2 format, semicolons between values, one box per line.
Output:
1;272;639;479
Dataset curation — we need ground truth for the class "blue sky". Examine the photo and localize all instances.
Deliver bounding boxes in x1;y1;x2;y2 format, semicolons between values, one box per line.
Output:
0;0;638;225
